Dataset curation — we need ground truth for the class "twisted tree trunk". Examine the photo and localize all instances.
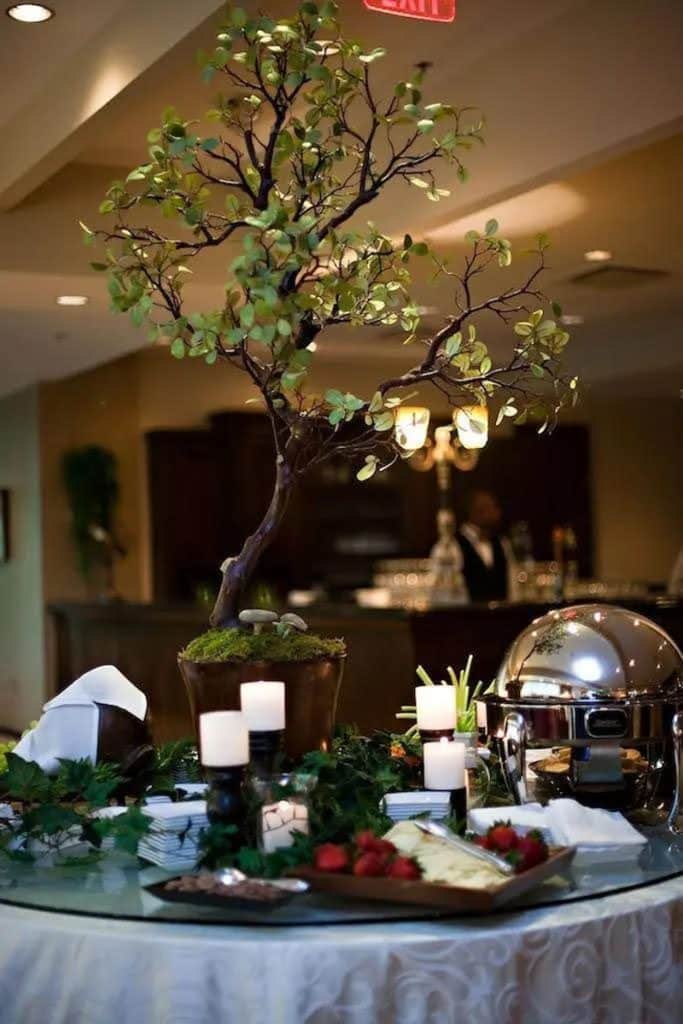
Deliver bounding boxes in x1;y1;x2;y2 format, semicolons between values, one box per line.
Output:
209;459;294;628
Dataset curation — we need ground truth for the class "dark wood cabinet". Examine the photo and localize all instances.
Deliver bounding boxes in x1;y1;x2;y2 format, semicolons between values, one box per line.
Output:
147;413;592;603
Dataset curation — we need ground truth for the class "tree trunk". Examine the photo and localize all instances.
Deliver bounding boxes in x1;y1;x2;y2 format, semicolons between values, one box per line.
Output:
209;459;294;628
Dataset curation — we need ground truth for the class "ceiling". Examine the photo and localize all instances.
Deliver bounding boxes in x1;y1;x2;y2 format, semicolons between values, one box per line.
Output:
0;0;682;400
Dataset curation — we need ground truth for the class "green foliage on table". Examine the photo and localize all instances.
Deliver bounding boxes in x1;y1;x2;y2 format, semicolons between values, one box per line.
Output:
180;627;346;663
198;727;422;873
0;753;153;862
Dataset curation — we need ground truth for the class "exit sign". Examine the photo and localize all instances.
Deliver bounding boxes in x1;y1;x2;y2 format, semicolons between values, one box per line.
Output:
363;0;456;22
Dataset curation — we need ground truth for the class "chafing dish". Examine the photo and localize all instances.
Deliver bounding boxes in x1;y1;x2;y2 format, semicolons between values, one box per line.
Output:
479;604;683;824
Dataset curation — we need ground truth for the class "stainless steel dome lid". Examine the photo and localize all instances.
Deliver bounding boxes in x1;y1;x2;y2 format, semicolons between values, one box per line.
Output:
495;604;683;702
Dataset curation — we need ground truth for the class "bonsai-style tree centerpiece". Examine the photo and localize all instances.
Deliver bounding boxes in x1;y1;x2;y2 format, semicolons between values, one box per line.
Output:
84;1;576;750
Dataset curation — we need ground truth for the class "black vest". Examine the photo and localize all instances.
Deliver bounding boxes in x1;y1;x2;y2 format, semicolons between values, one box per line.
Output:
457;530;508;602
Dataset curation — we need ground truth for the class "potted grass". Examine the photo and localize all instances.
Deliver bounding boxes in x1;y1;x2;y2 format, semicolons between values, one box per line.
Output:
86;1;575;753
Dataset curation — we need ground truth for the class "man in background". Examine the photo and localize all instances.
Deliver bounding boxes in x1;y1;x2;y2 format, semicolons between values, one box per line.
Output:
456;490;511;602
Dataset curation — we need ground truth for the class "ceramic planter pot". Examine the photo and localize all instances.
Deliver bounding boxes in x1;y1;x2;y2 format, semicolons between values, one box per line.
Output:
179;655;345;761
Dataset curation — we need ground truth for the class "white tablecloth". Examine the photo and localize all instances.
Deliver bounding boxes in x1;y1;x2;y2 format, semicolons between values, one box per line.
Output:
0;877;681;1024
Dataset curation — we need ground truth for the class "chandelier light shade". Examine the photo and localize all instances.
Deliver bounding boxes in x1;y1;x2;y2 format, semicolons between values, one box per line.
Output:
454;405;489;450
394;406;431;451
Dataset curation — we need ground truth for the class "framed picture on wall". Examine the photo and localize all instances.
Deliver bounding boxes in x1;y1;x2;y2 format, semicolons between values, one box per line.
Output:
0;490;9;562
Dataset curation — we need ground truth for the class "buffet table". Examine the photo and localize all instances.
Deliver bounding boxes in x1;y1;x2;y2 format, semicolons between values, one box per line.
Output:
0;875;681;1024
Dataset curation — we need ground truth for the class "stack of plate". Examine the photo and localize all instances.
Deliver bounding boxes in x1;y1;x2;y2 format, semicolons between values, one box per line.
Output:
383;791;452;822
137;800;208;868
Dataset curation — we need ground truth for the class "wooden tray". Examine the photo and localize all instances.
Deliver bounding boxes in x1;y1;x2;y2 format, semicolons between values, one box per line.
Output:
292;846;576;912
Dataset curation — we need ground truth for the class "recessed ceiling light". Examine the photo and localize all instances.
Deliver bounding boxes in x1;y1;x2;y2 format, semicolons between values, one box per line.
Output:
560;314;584;326
56;295;88;306
6;4;54;22
584;249;612;262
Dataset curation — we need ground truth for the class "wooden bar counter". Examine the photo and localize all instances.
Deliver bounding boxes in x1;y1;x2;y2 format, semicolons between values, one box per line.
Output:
49;598;683;744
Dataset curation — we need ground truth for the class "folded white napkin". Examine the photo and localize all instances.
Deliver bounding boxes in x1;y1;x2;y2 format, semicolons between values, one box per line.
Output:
545;798;647;848
12;666;147;774
468;798;646;856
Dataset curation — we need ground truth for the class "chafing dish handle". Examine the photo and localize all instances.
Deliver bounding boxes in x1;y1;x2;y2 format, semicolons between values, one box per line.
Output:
499;712;528;806
667;711;683;833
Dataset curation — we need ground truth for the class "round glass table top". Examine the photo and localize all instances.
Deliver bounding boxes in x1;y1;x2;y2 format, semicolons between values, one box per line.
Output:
0;828;681;927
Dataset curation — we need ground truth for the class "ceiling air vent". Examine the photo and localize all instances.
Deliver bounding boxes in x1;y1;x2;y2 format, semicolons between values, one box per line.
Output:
569;265;669;289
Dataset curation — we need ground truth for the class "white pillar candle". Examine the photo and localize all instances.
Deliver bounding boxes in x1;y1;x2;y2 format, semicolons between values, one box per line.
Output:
415;685;455;731
476;699;487;731
261;800;309;853
423;739;465;790
199;711;249;767
240;681;286;732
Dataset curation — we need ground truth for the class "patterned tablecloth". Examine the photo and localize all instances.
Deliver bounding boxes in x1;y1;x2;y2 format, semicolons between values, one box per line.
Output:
0;876;681;1024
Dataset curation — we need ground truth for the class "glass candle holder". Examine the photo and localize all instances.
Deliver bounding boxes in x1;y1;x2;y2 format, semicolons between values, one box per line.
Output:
251;773;315;854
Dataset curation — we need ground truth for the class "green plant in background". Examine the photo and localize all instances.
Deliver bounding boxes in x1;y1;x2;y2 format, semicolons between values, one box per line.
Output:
396;656;494;734
61;446;122;579
85;0;577;627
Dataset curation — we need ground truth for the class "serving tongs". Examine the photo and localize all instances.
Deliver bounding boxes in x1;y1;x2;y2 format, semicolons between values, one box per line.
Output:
414;819;515;876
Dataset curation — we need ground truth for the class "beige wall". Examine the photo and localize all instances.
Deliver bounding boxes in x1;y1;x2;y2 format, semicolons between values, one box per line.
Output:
587;396;683;583
0;386;45;728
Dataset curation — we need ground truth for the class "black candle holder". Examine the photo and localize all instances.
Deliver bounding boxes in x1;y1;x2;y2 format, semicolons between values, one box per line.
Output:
205;765;247;833
448;786;467;823
248;729;285;778
419;727;456;744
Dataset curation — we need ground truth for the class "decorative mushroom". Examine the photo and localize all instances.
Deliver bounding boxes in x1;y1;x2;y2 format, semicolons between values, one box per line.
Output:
279;613;309;633
238;609;279;636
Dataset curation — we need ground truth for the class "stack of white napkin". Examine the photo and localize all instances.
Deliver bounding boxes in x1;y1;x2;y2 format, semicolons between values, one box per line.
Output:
137;800;208;869
468;798;647;863
383;791;452;822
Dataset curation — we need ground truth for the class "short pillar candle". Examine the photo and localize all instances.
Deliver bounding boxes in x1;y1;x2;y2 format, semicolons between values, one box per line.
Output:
199;710;249;768
423;738;465;790
240;681;286;732
199;711;249;830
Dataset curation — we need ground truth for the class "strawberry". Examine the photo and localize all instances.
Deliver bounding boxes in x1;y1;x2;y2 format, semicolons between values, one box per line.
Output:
486;822;519;853
313;843;350;873
516;831;549;872
386;856;421;881
353;851;386;877
355;831;396;859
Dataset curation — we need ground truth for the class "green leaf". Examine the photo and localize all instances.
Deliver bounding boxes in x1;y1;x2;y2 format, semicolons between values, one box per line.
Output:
368;391;383;413
410;242;428;256
277;318;292;336
372;412;394;432
1;754;52;803
325;388;345;407
485;218;498;236
240;303;255;329
356;456;379;481
408;176;430;189
170;338;185;359
445;332;462;358
531;363;545;378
